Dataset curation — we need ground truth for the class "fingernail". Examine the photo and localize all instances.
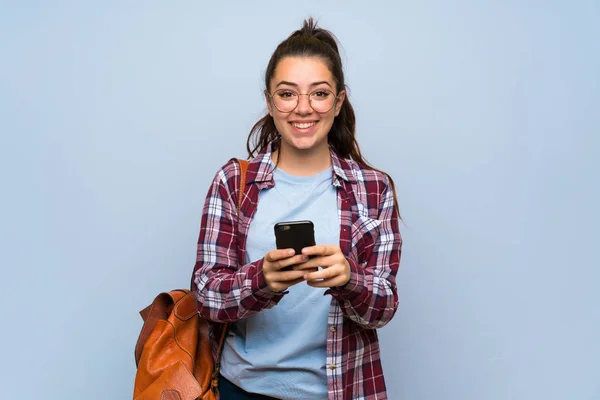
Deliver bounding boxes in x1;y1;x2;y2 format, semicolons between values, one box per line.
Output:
288;249;295;255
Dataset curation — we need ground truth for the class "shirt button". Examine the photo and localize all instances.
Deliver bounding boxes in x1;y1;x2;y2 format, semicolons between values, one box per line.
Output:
330;326;337;333
329;364;336;370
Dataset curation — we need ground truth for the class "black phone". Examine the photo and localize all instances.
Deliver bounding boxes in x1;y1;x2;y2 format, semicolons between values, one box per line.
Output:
274;220;316;270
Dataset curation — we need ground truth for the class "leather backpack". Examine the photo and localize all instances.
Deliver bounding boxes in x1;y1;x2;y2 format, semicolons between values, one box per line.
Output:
133;159;248;400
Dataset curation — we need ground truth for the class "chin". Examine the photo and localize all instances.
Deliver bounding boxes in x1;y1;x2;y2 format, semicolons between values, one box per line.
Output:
280;130;328;150
283;136;322;151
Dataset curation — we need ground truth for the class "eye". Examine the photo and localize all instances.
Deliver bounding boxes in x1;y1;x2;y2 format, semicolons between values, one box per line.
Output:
276;90;297;99
312;90;331;98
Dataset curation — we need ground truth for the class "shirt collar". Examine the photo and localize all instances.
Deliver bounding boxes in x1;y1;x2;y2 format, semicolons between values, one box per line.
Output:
246;138;356;185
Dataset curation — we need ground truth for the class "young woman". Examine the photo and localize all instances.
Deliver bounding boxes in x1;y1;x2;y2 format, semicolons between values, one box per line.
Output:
192;18;402;400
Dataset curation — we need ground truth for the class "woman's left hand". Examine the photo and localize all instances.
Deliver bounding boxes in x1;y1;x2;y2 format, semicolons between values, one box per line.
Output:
295;245;351;288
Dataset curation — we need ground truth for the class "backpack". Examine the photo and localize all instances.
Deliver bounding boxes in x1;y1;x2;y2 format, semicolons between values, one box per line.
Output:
133;159;248;400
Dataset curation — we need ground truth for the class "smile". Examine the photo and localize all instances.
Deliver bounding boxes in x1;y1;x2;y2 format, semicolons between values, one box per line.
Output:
291;121;318;129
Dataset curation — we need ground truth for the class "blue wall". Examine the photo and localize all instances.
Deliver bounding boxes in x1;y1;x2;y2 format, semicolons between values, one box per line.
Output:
1;1;598;399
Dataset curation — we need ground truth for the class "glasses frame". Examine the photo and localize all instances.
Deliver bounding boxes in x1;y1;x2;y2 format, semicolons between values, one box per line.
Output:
266;88;344;113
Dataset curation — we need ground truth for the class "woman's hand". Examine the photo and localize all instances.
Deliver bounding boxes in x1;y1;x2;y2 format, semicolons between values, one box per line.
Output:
295;245;351;288
263;249;313;292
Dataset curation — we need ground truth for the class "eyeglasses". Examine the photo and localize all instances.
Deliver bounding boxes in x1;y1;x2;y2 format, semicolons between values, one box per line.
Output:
267;88;342;113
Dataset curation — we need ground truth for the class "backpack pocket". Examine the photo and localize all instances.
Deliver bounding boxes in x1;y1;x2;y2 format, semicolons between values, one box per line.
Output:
134;360;202;400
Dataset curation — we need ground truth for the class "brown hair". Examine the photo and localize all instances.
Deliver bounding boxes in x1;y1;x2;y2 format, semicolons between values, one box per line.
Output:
246;17;400;216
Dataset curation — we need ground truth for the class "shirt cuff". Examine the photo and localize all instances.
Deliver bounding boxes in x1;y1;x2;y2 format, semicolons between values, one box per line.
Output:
325;257;364;301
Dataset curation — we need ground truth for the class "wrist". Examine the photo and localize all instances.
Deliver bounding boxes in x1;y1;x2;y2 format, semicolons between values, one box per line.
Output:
252;259;287;298
326;258;363;300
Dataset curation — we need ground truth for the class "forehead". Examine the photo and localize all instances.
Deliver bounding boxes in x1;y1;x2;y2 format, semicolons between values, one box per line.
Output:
271;56;335;88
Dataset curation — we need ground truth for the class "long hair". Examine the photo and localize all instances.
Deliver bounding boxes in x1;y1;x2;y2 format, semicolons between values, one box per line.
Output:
247;17;401;216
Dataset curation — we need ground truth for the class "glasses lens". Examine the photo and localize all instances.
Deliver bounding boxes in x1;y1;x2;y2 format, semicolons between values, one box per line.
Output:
309;90;335;113
272;90;299;112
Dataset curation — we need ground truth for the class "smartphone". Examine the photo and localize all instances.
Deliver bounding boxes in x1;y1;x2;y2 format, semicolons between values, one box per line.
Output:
274;220;316;270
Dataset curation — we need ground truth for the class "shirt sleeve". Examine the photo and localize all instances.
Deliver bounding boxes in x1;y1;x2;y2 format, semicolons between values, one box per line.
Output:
192;161;285;323
326;176;402;329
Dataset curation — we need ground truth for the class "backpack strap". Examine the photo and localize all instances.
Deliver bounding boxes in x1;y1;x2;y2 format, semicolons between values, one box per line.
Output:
237;159;249;216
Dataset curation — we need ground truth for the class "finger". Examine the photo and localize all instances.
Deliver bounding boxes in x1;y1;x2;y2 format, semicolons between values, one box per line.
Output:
271;277;305;292
266;248;295;262
294;266;319;274
274;254;310;271
306;277;343;288
293;258;322;271
271;269;308;282
286;277;305;287
294;255;338;270
301;244;340;257
303;266;339;281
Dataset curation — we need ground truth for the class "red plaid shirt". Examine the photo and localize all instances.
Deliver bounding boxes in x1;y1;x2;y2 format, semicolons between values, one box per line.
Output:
192;140;402;400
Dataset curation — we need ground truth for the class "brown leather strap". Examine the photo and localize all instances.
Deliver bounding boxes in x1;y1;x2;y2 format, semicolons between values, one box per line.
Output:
237;159;249;215
135;290;188;366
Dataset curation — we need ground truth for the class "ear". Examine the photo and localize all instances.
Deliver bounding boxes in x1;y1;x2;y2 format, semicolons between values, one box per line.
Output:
334;90;346;117
264;90;273;116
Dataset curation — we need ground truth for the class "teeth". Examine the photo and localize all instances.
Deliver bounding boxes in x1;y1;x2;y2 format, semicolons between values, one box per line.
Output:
292;122;317;129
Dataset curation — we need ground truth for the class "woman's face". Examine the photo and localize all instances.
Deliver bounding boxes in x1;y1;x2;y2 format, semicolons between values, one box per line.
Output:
266;56;345;153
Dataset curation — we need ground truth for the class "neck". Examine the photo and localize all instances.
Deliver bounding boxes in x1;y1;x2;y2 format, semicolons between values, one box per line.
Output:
272;140;331;176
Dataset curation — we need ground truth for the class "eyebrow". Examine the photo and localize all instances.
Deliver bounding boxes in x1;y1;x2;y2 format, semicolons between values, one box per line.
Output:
275;80;332;89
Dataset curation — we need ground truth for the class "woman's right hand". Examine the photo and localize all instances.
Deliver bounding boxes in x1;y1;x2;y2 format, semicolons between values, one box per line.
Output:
263;249;313;292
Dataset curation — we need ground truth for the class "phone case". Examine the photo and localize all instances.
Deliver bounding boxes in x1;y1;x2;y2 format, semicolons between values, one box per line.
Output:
274;220;316;256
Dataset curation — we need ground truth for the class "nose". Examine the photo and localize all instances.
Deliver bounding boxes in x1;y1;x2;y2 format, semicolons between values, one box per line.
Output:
295;93;312;114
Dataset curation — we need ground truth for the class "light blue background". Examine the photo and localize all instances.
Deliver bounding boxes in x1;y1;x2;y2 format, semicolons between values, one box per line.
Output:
1;1;598;399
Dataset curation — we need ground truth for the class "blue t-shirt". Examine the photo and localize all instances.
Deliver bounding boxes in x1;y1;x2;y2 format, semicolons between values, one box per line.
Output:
220;166;339;399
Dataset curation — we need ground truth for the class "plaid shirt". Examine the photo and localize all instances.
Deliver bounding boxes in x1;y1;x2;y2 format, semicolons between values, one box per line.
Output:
192;140;402;400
